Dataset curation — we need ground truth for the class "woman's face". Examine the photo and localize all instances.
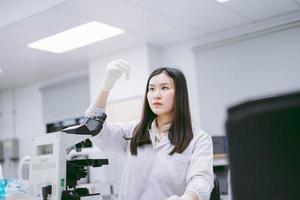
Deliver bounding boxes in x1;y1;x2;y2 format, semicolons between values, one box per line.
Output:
147;72;175;118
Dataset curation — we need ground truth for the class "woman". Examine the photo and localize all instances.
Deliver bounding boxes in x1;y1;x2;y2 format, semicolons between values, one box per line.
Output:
86;60;214;200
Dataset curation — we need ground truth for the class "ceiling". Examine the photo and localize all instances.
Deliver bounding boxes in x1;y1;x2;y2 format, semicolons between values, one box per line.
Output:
1;0;300;91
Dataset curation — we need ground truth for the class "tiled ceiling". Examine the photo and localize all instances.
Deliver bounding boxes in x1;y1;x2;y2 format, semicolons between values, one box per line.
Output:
0;0;300;90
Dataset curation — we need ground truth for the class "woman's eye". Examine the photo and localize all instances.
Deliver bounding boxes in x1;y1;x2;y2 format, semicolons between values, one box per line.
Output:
148;87;154;91
162;86;169;90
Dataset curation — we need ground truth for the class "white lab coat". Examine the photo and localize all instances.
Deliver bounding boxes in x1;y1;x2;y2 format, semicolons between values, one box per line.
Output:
87;106;214;200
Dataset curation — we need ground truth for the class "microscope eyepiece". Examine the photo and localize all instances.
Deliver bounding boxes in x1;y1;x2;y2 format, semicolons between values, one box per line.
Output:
62;112;107;136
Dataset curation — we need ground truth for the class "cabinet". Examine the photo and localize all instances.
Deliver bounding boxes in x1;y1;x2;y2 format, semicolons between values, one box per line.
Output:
213;136;229;195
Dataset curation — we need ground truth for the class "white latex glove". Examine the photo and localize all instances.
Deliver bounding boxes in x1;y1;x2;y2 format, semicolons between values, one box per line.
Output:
101;59;130;91
165;194;194;200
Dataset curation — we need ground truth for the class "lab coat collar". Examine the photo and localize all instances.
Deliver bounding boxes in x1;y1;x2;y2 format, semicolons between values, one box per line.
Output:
150;118;172;133
149;119;172;149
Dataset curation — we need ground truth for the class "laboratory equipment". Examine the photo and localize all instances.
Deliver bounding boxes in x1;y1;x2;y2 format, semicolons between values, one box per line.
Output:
29;113;108;200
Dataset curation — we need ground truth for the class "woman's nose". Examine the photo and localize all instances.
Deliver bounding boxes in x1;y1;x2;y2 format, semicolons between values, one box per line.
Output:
154;91;162;99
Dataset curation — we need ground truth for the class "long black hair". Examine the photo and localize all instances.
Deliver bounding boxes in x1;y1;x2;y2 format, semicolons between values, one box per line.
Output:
129;67;193;155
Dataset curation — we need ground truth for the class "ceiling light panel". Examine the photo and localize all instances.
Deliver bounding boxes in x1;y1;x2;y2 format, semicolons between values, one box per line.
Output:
28;21;125;53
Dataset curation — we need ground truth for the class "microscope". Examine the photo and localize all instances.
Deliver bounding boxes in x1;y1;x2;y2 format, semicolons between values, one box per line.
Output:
29;113;108;200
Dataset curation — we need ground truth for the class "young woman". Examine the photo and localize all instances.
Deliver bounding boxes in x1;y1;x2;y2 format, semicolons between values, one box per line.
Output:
85;60;214;200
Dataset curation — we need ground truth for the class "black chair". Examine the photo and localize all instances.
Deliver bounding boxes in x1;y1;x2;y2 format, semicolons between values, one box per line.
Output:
209;175;220;200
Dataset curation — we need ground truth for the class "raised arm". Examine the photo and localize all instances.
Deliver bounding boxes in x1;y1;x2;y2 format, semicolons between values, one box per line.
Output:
85;60;134;154
94;59;130;108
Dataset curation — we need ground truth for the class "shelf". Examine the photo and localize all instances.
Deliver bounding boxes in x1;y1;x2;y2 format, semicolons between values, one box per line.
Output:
213;154;229;166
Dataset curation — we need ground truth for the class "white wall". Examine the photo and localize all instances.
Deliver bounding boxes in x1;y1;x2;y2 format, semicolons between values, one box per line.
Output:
0;86;44;177
0;68;90;177
41;75;90;123
194;25;300;136
0;90;14;139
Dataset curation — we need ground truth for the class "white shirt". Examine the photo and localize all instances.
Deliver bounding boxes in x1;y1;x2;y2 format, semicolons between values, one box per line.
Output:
150;120;171;146
86;105;214;200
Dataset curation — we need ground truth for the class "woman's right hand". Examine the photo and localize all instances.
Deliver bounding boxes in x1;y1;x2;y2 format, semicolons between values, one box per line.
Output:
101;59;130;92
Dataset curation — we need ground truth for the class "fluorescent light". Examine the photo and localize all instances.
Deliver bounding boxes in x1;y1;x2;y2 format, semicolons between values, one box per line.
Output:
28;21;125;53
0;68;2;74
217;0;230;3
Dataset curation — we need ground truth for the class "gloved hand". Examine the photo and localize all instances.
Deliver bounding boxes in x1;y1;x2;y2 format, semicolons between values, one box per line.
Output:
101;59;130;92
165;194;194;200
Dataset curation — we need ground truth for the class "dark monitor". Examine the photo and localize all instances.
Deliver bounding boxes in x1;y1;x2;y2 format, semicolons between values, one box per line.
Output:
226;91;300;200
